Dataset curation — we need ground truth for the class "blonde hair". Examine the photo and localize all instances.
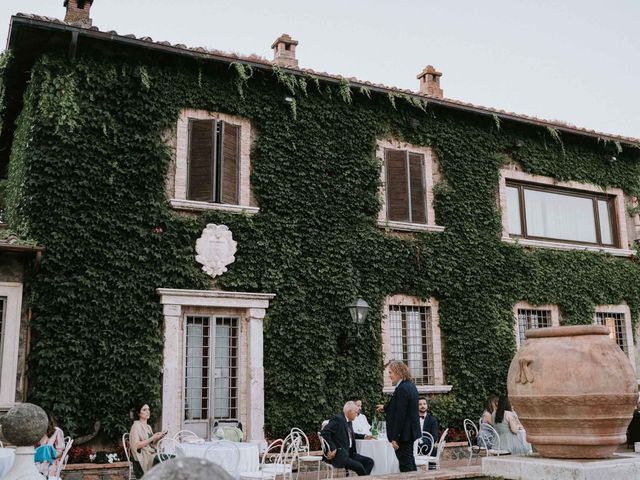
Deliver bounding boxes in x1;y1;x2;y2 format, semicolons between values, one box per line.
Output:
388;360;411;381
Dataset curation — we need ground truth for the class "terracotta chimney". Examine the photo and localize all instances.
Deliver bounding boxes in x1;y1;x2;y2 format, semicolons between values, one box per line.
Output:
63;0;94;27
417;65;443;98
271;34;299;68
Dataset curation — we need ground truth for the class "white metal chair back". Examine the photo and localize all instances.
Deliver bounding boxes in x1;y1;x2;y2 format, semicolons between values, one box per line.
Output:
205;440;241;477
239;439;281;480
434;428;448;460
174;429;202;443
416;428;448;470
318;434;337;479
263;436;299;480
48;437;74;479
464;418;483;464
290;428;322;480
122;433;134;480
289;428;309;452
414;432;434;457
157;437;179;463
479;423;503;455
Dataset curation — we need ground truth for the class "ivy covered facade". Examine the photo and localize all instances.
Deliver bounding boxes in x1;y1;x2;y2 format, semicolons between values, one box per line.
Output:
1;11;640;441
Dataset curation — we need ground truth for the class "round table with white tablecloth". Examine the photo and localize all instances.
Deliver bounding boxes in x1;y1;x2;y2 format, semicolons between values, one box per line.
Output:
355;438;399;476
0;447;16;477
176;441;259;479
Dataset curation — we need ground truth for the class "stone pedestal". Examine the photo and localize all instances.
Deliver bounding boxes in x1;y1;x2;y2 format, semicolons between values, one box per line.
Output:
482;453;640;480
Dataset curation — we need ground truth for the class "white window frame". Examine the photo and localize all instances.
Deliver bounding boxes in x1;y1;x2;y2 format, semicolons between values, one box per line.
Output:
377;139;444;233
382;295;450;393
593;304;636;370
170;109;258;214
513;301;561;349
499;168;633;257
0;282;23;408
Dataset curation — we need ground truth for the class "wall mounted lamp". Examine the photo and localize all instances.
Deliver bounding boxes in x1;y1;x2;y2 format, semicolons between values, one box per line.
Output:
338;297;370;354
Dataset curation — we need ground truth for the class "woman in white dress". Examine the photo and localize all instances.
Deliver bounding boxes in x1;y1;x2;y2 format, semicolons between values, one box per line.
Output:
351;399;372;435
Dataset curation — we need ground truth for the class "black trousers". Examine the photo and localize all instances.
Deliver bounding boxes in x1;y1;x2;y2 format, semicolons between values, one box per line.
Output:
395;440;417;472
330;450;374;476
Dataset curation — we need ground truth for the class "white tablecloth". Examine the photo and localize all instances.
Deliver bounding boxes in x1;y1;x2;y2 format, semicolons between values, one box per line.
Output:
177;442;259;479
355;439;399;475
0;448;15;477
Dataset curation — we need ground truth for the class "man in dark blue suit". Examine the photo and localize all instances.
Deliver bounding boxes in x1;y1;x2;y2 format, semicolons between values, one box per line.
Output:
376;360;420;472
321;401;375;476
418;397;439;455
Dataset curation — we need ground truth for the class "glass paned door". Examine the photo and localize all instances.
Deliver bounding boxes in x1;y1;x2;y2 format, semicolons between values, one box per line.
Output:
184;315;239;439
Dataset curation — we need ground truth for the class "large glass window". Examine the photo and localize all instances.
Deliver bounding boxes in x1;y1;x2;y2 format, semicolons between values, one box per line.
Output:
506;182;616;247
187;120;240;204
385;149;427;224
389;305;434;384
594;312;628;353
516;308;552;347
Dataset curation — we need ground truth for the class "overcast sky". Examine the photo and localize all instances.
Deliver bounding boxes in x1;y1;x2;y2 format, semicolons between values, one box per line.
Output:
0;0;638;139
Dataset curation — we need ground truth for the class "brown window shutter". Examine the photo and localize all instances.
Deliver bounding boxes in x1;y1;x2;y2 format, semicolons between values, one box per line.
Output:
187;120;215;201
409;153;427;224
386;149;409;222
220;122;239;205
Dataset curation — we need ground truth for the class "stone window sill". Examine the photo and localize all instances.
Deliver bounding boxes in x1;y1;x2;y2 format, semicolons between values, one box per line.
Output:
377;220;445;233
383;385;452;394
170;199;259;215
502;236;635;257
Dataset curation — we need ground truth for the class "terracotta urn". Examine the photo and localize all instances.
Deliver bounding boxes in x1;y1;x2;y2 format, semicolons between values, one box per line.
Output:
507;324;638;458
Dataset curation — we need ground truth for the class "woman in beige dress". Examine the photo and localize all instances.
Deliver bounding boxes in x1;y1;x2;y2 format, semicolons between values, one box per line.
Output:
129;403;166;477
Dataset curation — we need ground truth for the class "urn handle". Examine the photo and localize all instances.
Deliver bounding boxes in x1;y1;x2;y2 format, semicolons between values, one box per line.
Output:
516;356;534;384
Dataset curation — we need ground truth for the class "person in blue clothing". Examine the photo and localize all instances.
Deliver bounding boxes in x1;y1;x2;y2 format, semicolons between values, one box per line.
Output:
376;360;421;472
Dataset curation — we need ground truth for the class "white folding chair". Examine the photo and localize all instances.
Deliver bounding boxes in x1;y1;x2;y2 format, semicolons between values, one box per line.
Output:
48;437;74;479
416;428;448;470
204;440;241;477
479;423;510;456
319;434;342;479
240;439;282;480
157;437;180;463
122;433;134;480
173;429;202;443
290;428;322;480
263;436;299;480
464;418;485;465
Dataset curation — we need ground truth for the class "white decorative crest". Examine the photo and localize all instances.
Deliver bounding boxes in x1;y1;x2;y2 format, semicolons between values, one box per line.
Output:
195;224;237;279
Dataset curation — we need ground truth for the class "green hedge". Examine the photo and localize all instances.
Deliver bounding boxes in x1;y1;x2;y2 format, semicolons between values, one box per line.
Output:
4;48;640;438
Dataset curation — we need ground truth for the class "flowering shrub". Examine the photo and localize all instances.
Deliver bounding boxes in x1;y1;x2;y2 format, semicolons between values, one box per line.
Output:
67;446;125;464
91;451;121;463
67;446;94;464
444;427;468;443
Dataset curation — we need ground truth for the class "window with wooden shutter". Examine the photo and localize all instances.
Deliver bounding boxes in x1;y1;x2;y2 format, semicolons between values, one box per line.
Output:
220;123;239;204
187;120;214;202
385;149;427;224
187;119;240;204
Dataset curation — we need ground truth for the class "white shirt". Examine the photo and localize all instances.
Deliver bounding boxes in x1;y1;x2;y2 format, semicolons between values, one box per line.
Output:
352;413;371;435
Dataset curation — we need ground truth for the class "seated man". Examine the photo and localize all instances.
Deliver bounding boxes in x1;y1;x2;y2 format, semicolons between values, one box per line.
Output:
321;401;375;476
418;397;439;455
